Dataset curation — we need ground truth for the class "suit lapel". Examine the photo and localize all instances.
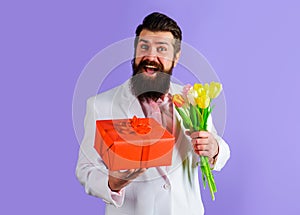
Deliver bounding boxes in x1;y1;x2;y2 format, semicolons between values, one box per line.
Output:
113;80;145;118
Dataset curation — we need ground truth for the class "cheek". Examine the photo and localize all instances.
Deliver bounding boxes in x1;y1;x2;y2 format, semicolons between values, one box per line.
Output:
160;58;173;70
134;57;142;66
135;49;145;60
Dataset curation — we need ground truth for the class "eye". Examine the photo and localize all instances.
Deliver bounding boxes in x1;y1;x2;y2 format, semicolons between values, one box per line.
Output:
157;46;167;52
140;44;149;50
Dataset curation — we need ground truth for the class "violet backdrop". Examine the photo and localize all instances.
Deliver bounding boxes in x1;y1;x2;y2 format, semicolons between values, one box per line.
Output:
1;0;299;214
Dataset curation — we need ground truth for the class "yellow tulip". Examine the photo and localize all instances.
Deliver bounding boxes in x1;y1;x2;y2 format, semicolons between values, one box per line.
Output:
204;83;209;92
193;83;203;91
208;82;222;99
196;83;208;96
196;94;210;109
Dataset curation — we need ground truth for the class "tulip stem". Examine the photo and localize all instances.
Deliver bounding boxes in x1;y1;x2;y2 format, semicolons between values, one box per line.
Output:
200;156;217;200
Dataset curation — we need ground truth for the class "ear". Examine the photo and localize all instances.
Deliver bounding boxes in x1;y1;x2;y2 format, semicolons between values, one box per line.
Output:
173;51;181;67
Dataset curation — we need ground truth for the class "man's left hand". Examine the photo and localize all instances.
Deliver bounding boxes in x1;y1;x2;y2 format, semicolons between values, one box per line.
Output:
189;131;219;161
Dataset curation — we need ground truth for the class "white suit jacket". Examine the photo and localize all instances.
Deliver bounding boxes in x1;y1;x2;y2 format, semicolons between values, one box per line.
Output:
76;80;230;215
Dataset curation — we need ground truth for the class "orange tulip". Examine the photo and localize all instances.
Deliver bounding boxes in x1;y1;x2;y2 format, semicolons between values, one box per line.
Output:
172;94;185;107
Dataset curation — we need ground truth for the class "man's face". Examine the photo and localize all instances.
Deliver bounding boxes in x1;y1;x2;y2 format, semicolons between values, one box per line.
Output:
131;29;181;100
134;29;180;77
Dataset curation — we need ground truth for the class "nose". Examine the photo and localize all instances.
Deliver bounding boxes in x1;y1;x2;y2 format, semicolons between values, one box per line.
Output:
144;47;158;61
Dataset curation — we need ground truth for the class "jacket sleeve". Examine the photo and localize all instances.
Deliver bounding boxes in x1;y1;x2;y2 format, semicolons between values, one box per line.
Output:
207;115;231;171
75;97;125;207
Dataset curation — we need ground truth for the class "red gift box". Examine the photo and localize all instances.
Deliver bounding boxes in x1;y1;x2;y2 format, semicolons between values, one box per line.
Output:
94;116;175;170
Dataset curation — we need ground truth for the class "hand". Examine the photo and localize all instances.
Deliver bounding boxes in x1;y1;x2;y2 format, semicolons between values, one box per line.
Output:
188;130;219;161
108;168;147;192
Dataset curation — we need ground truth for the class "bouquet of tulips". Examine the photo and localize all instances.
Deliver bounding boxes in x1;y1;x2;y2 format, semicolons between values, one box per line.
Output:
173;82;222;200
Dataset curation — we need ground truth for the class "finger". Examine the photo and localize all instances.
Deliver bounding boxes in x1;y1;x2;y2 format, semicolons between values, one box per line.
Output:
197;151;210;157
134;168;147;176
125;168;147;180
193;148;208;156
122;169;138;179
109;169;134;179
130;168;147;177
194;144;209;151
190;131;209;139
110;169;133;174
190;131;200;139
192;138;209;145
194;145;215;158
198;131;209;138
119;169;133;173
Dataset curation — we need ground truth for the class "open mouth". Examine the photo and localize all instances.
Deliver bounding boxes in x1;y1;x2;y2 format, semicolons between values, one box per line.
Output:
144;65;159;75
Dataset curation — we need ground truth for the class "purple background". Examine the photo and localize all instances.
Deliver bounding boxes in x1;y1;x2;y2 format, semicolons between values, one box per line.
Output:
1;0;299;214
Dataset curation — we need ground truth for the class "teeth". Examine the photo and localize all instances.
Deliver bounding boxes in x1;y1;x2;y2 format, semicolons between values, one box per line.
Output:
145;65;157;69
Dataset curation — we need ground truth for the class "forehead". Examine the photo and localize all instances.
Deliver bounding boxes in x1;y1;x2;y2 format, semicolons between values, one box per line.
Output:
138;29;175;44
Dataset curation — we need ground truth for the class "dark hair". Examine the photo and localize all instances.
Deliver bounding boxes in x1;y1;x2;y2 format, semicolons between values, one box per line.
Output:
134;12;182;54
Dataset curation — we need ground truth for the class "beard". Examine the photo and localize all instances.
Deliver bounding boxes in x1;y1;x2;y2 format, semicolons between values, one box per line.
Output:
130;58;174;101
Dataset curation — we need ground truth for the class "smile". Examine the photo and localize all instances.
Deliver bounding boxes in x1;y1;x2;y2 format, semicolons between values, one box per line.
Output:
144;65;159;76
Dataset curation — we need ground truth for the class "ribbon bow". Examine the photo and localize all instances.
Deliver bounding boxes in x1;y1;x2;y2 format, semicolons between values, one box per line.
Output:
130;116;151;134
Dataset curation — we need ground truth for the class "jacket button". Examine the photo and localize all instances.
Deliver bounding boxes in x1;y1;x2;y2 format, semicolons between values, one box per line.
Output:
163;183;171;190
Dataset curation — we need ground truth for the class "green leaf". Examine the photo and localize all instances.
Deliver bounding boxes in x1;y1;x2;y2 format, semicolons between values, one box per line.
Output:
189;104;198;130
175;107;192;129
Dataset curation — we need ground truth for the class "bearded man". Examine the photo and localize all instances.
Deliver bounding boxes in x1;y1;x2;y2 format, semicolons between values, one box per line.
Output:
76;12;230;215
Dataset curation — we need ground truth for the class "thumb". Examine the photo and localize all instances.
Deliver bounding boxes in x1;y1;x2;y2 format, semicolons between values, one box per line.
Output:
185;130;191;136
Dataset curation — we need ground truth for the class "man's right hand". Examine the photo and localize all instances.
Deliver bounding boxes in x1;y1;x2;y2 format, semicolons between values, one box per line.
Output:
108;168;147;192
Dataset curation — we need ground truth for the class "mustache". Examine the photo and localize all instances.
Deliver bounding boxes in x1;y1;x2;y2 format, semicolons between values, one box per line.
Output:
136;59;164;73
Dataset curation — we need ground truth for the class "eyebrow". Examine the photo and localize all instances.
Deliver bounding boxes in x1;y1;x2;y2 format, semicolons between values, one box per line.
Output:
138;39;171;46
138;39;149;44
